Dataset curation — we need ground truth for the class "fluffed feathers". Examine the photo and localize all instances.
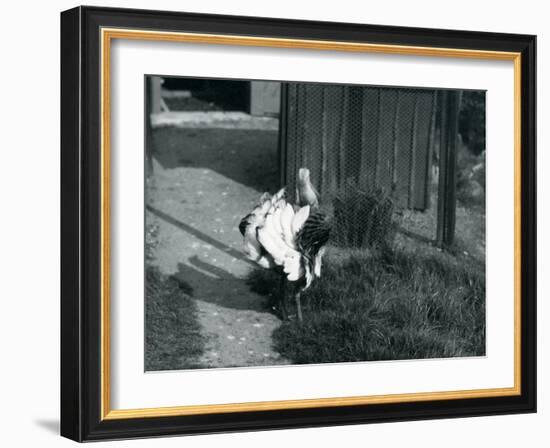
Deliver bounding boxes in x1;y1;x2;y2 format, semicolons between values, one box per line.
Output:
239;191;278;267
296;210;331;287
256;191;307;281
239;169;330;290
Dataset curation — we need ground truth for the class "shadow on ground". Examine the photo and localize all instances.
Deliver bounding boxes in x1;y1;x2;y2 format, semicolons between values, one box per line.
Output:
151;127;281;193
147;204;277;314
173;256;271;312
145;123;289;369
147;204;255;267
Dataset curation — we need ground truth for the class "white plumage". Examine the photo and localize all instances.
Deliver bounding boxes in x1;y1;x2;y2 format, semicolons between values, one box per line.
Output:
239;168;331;321
242;188;313;283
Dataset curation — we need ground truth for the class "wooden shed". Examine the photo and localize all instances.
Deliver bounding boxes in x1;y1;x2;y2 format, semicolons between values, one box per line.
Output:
280;84;438;211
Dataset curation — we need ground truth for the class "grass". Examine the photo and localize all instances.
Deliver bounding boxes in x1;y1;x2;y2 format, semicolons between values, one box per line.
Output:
145;222;159;263
250;246;485;365
145;266;205;371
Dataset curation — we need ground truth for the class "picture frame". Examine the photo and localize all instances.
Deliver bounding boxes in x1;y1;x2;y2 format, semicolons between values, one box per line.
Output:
60;5;536;442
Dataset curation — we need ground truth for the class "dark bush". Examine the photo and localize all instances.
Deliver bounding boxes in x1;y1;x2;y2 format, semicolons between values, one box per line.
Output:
459;91;486;155
332;184;399;249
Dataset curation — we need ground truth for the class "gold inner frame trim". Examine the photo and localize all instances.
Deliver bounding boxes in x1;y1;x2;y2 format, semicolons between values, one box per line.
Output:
100;27;522;421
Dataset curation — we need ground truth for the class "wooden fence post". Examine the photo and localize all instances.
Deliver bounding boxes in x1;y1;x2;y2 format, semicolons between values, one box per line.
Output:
144;76;161;191
150;76;162;114
436;90;462;247
278;82;289;189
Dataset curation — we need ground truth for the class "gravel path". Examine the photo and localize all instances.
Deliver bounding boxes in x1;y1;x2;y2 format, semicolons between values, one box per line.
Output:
148;127;289;369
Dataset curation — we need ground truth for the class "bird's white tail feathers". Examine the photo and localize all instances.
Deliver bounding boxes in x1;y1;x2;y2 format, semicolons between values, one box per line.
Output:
243;188;312;282
280;203;295;246
270;187;286;204
241;182;327;288
241;192;275;263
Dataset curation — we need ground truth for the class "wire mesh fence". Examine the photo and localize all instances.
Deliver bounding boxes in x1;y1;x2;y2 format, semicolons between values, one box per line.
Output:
145;76;484;255
281;83;441;249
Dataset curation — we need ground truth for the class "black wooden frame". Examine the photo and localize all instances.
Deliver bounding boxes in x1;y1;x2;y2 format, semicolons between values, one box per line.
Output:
61;5;536;442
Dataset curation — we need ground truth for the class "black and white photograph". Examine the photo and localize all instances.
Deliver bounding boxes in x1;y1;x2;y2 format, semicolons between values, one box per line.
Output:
144;76;487;371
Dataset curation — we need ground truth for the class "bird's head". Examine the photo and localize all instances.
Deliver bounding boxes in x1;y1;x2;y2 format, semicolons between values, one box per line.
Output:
298;168;311;184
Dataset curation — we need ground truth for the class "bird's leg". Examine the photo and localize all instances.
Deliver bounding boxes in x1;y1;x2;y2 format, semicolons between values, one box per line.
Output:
295;290;303;323
278;271;288;321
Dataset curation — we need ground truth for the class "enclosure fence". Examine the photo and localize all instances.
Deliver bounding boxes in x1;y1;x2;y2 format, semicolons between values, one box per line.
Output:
280;83;461;249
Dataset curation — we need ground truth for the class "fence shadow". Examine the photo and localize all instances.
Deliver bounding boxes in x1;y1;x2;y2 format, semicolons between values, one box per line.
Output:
147;205;273;313
173;257;268;312
147;205;255;267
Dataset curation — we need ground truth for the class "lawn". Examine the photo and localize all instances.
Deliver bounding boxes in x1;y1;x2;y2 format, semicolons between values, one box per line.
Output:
250;245;485;365
145;266;205;371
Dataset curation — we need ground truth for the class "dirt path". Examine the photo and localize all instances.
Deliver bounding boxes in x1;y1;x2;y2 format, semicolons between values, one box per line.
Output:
148;134;289;368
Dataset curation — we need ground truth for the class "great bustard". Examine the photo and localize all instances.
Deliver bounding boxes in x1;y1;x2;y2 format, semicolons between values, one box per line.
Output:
238;168;330;321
